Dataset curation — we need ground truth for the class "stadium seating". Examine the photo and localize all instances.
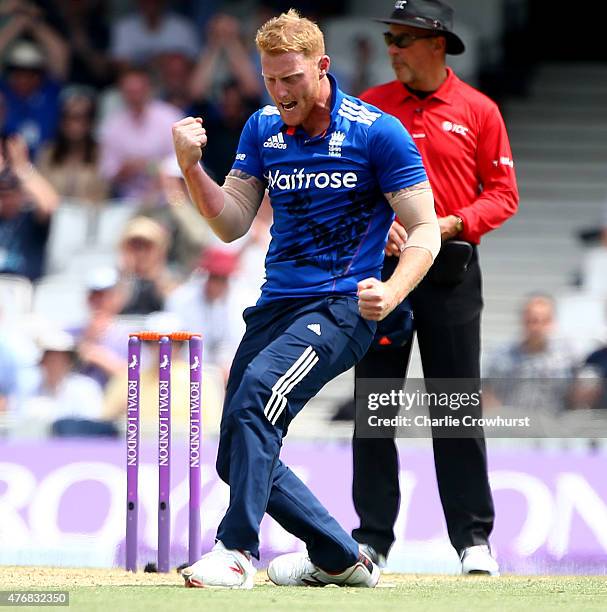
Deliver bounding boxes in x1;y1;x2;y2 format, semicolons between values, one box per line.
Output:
580;248;607;296
32;274;88;328
45;203;92;274
0;274;33;324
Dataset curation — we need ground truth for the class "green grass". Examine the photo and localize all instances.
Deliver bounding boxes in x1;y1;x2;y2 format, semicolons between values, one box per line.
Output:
41;577;607;612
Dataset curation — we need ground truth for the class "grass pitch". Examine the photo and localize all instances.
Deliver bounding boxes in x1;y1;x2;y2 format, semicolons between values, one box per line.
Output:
1;567;605;611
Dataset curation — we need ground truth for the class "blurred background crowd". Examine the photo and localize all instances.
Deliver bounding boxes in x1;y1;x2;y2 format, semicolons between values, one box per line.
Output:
0;0;606;441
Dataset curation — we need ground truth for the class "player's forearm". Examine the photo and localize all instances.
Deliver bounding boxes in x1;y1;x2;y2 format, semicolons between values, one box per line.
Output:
182;166;263;242
381;181;440;303
385;246;433;304
182;163;226;219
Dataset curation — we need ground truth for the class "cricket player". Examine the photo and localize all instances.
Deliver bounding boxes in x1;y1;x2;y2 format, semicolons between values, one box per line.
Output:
172;9;440;589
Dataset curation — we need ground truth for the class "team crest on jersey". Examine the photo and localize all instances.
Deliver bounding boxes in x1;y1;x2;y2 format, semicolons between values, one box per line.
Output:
328;131;346;157
263;132;287;150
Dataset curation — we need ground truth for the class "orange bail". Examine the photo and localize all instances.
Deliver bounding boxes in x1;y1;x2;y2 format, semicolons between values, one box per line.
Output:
170;332;202;341
129;332;163;341
129;332;202;341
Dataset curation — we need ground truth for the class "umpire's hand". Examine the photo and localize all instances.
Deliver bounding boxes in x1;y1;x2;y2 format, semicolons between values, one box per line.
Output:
357;277;399;321
172;117;207;173
385;221;408;256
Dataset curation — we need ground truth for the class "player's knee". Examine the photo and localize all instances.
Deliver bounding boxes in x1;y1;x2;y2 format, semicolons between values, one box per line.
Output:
228;362;274;412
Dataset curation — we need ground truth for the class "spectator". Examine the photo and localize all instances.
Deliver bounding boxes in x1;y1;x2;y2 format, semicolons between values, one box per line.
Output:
118;215;178;314
0;135;59;280
0;2;69;155
189;13;262;105
484;295;578;410
50;0;112;89
571;343;607;410
67;267;128;389
153;50;196;114
36;90;109;204
166;247;245;380
99;67;183;202
110;0;199;68
184;0;220;35
196;80;261;182
19;330;110;437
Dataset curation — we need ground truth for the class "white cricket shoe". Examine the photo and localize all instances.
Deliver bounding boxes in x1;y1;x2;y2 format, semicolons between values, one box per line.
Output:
181;541;256;589
358;543;387;569
460;545;500;576
267;550;380;587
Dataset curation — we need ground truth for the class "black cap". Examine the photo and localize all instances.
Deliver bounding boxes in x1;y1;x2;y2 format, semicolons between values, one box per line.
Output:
375;0;465;55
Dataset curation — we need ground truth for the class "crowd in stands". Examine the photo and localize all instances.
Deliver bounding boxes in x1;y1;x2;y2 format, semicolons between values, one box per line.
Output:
0;0;605;440
538;194;607;416
483;294;607;414
0;0;289;438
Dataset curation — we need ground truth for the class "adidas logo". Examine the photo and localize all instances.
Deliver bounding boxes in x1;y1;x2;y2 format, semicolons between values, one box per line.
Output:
263;132;287;149
307;323;321;336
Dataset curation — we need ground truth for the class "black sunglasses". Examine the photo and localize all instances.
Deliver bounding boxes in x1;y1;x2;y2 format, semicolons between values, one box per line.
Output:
383;31;438;49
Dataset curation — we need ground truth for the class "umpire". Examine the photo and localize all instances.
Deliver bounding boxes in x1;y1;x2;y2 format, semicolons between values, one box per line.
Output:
352;0;519;575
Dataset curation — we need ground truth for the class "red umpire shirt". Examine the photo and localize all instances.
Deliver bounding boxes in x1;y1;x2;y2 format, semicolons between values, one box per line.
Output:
360;68;518;244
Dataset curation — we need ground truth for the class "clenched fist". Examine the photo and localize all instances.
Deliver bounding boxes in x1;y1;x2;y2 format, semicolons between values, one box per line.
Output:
357;277;399;321
172;117;207;173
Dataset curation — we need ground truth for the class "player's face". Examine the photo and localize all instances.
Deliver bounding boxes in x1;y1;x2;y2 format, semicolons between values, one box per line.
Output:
261;51;326;126
385;24;442;86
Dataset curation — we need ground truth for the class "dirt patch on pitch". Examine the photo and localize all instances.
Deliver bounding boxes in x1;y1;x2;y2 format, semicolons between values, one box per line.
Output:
0;569;596;591
0;566;184;588
0;567;410;589
0;566;279;589
0;568;438;589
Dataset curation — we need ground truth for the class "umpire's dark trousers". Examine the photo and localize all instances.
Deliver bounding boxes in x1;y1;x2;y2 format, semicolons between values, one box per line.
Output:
352;250;495;557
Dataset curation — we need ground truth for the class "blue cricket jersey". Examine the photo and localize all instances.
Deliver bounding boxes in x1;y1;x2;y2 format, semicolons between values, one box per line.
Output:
231;74;427;304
